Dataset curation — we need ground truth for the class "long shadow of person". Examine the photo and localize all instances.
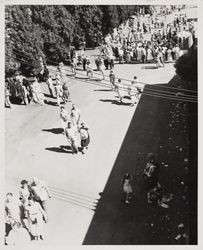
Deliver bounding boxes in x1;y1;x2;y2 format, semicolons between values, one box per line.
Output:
44;93;56;99
45;145;73;154
42;128;64;134
44;100;57;106
100;99;131;106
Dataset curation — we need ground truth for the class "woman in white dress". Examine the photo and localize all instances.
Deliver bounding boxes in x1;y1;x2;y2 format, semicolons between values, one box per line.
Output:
146;46;154;62
167;47;173;62
31;78;44;105
25;197;47;240
136;45;142;62
122;173;133;204
115;79;125;103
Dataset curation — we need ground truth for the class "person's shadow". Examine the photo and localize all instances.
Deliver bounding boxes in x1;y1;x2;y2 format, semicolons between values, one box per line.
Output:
45;145;73;154
44;100;57;106
42;128;64;134
99;99;132;106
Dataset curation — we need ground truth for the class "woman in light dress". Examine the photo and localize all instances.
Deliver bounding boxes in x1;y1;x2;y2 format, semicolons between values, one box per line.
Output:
146;46;154;62
122;173;133;204
25;197;47;240
31;78;44;105
167;47;173;62
115;79;125;103
55;74;63;106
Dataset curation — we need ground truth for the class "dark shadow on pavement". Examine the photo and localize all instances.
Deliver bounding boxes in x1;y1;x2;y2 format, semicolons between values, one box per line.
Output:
45;145;72;154
83;80;196;245
100;99;132;106
94;89;112;92
44;100;57;106
44;93;56;99
42;128;64;134
75;76;88;80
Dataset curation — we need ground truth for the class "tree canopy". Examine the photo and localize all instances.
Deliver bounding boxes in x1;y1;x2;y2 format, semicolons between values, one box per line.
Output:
5;5;143;77
174;45;197;90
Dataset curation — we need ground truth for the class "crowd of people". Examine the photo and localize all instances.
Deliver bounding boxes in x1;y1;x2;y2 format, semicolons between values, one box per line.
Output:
5;5;194;245
5;177;51;245
95;7;195;67
5;62;72;108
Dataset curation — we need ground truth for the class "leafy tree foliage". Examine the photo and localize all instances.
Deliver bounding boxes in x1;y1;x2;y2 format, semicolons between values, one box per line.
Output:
174;46;197;90
5;5;143;77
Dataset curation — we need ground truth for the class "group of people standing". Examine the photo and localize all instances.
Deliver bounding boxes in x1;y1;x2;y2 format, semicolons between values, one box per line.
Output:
5;177;51;245
98;6;195;66
5;75;45;108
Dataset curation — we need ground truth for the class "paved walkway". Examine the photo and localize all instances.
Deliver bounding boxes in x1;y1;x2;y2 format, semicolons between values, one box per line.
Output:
5;49;176;244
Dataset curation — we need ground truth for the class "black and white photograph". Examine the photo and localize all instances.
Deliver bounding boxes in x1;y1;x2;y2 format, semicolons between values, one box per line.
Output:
2;1;198;247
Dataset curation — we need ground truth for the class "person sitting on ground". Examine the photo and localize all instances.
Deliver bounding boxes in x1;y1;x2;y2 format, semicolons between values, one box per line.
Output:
147;183;170;208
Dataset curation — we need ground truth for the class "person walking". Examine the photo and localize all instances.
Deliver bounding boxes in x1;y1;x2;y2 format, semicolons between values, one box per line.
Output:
19;180;31;204
25;197;48;241
115;79;125;103
65;122;79;154
86;61;94;79
122;173;133;204
30;177;52;213
79;122;90;154
71;57;77;77
60;106;68;134
5;83;12;108
109;70;116;90
31;78;44;105
6;222;31;245
55;74;63;106
128;79;140;106
97;56;105;80
62;80;71;103
70;104;81;127
46;75;55;98
5;193;22;225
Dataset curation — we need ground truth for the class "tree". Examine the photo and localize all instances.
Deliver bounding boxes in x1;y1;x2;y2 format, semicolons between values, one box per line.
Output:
174;46;197;90
5;5;143;77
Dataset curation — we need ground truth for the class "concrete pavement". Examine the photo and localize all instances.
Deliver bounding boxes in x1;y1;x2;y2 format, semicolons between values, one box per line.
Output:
5;49;176;244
